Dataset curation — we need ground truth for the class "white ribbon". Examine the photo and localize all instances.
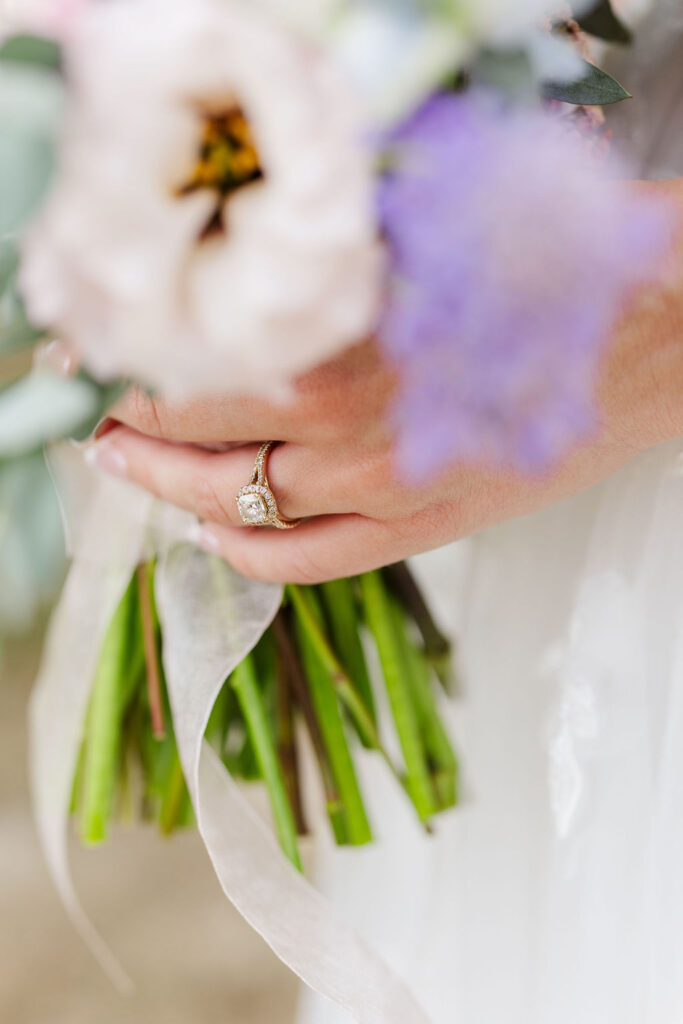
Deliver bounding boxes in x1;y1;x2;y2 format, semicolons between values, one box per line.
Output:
30;443;430;1024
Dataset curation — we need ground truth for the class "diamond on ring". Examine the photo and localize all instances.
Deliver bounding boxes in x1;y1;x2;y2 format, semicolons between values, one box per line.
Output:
236;488;269;525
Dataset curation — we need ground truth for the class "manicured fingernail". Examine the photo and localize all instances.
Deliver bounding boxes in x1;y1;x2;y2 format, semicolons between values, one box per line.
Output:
85;440;128;478
94;416;119;440
188;522;221;554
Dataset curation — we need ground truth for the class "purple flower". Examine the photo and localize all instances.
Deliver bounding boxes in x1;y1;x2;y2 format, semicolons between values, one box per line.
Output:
377;93;673;481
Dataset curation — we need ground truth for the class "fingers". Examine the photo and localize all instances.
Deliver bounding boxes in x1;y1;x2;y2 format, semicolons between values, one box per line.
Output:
110;387;302;445
86;427;347;525
108;342;394;447
193;514;404;584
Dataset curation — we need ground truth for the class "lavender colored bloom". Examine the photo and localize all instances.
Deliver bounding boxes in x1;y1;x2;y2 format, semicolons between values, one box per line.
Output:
377;93;673;481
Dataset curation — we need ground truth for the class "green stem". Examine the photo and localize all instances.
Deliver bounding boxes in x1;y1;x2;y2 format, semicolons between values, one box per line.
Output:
360;571;438;825
382;562;453;690
320;578;377;736
391;599;459;811
80;575;144;845
159;750;190;836
275;656;307;835
272;611;349;845
287;585;383;755
230;654;302;870
289;586;372;846
136;562;165;739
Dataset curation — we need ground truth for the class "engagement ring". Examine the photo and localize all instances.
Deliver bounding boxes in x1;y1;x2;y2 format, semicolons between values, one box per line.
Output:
236;441;301;529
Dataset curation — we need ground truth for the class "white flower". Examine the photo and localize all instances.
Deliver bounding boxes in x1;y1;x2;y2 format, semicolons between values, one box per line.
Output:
20;0;381;399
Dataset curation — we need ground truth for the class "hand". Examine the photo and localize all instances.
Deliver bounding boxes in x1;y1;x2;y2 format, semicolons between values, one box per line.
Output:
90;180;683;584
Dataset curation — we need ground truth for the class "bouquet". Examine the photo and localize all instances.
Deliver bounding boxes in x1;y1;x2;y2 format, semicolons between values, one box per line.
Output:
0;0;673;1018
74;558;457;865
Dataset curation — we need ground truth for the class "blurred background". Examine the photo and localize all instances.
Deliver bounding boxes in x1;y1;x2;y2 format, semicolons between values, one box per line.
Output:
1;632;298;1024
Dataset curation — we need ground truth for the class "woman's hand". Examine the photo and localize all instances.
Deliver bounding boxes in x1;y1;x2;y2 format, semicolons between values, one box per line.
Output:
90;181;683;584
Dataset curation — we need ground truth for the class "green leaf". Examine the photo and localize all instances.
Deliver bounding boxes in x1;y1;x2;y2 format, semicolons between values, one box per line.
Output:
0;314;43;354
577;0;633;45
0;64;63;234
0;238;19;297
0;451;65;634
0;34;62;71
0;372;101;457
543;60;631;105
0;241;45;354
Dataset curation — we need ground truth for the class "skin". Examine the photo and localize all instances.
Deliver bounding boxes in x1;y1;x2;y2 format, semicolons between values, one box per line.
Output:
89;180;683;585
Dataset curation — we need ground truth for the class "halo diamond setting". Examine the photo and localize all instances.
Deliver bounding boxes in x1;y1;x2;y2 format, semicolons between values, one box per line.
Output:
236;484;277;525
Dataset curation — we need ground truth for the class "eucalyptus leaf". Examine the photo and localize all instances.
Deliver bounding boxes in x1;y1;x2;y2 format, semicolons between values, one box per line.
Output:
0;238;19;296
0;64;63;234
0;325;43;355
543;60;631;105
0;312;44;354
0;261;44;355
0;452;65;634
0;34;62;70
0;372;101;457
0;131;55;235
577;0;633;45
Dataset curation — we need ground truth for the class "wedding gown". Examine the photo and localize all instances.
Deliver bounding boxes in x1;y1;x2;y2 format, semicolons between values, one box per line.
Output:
298;6;683;1022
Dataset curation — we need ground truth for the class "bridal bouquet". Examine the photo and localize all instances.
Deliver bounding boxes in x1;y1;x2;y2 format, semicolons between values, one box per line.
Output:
0;0;673;1018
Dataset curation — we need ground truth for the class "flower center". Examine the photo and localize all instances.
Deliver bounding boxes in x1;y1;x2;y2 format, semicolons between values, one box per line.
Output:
177;107;263;239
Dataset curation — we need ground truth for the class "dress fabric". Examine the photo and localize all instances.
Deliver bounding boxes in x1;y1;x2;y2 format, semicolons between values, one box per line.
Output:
298;7;683;1023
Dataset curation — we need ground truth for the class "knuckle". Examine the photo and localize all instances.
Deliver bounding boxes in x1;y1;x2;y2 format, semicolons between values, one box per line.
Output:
122;388;167;438
192;471;233;525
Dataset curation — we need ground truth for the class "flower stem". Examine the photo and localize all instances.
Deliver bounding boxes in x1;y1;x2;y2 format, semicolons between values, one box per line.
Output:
287;585;379;751
320;577;377;736
382;562;453;690
360;570;438;825
230;653;302;871
390;598;459;811
80;575;144;845
158;749;189;836
272;611;349;845
289;586;372;846
136;562;165;739
275;655;307;836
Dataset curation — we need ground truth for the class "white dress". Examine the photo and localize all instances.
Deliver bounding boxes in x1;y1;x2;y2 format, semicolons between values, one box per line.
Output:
299;7;683;1022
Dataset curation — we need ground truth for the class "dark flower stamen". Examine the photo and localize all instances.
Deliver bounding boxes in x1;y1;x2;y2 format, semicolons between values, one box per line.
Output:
176;106;263;239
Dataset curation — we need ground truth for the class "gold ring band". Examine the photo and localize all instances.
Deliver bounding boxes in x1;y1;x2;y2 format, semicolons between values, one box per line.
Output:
235;442;301;529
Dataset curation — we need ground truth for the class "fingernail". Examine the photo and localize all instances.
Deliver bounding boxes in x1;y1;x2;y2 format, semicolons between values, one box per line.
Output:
188;522;221;554
34;339;77;377
94;416;119;440
85;440;128;478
